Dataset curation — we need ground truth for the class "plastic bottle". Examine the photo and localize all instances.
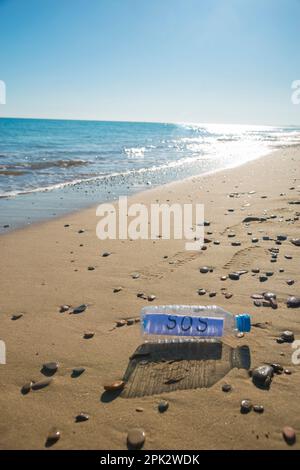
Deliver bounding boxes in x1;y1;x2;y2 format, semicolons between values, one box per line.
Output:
141;305;251;342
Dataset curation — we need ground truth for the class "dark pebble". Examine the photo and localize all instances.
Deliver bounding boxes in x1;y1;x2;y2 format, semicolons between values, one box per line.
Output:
240;399;253;414
282;426;296;445
32;378;53;391
75;412;90;422
287;296;300;308
229;272;240;281
72;304;87;314
200;266;209;273
127;428;146;450
281;330;294;343
158;400;169;413
222;384;232;392
253;405;264;413
197;289;206;296
102;252;111;257
252;365;273;388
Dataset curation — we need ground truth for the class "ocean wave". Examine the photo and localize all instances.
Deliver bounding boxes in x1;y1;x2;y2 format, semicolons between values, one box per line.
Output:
0;159;89;172
124;147;146;158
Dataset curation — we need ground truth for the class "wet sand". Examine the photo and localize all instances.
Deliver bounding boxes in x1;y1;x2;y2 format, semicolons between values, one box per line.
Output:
0;145;299;450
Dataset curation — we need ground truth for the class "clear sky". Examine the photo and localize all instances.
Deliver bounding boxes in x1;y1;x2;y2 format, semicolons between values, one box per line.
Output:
0;0;300;125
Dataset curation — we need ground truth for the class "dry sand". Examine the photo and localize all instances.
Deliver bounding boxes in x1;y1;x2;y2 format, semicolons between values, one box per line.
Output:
0;146;299;450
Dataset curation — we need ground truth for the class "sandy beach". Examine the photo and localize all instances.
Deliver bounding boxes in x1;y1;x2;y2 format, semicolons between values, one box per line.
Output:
0;145;299;450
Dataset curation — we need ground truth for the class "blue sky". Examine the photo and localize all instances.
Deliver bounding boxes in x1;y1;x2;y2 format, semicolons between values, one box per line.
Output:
0;0;299;125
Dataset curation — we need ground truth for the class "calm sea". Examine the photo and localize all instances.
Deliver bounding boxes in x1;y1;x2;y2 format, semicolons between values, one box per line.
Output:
0;118;299;231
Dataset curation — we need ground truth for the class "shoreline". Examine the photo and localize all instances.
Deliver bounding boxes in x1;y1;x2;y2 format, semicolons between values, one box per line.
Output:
0;144;291;237
0;144;299;450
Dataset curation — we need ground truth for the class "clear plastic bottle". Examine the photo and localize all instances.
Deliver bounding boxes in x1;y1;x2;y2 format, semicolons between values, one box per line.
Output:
141;305;251;342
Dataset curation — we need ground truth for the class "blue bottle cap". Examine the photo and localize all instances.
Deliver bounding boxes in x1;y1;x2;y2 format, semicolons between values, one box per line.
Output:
236;314;251;333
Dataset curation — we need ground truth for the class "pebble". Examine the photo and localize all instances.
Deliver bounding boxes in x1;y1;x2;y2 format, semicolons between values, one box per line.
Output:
11;313;23;320
252;268;260;273
229;272;240;281
286;279;295;286
127;319;135;325
209;291;217;297
72;367;85;377
200;266;209;273
102;251;111;257
285;254;293;259
59;305;70;313
78;229;85;233
253;405;264;413
291;238;300;246
132;272;140;279
136;407;144;412
287;296;300;308
277;235;287;241
259;276;268;282
225;293;233;299
220;275;227;281
83;331;95;339
252;237;259;243
252;365;273;388
251;294;264;300
270;363;283;374
284;369;292;375
21;381;33;394
127;428;146;449
43;362;59;373
282;426;296;445
197;289;206;296
147;294;156;302
254;300;262;307
281;330;294;343
240;399;253;414
263;292;276;300
32;378;53;391
265;271;274;277
113;287;122;293
222;384;232;392
116;320;127;327
236;332;244;338
158;400;169;413
104;380;125;392
72;304;87;314
75;412;90;422
231;241;241;246
87;266;95;271
46;428;61;446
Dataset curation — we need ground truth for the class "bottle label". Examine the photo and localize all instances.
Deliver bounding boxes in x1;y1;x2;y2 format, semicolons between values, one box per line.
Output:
143;313;224;337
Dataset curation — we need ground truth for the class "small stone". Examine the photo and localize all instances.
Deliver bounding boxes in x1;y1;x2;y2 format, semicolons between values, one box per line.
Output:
132;272;140;279
87;266;95;271
113;287;122;293
11;313;23;320
254;300;262;307
252;365;273;388
287;296;300;308
72;304;87;314
32;378;53;390
284;369;292;375
147;294;156;302
231;241;241;246
220;275;227;281
291;238;300;246
127;428;145;450
225;293;233;299
75;412;89;422
200;266;209;273
251;294;264;300
59;305;70;313
236;332;244;338
204;220;210;226
136;407;144;412
252;237;259;243
213;240;220;245
252;268;260;274
265;271;274;277
116;320;127;327
285;254;293;260
158;400;169;413
46;428;61;446
240;399;253;414
270;363;283;374
137;292;146;299
21;381;33;394
209;291;217;297
72;367;85;377
102;251;111;257
286;279;295;286
229;272;240;281
43;362;59;373
253;405;264;413
277;235;287;241
104;380;125;392
282;426;296;445
197;289;206;296
78;229;85;233
263;292;276;300
259;276;268;282
281;330;294;343
222;383;232;392
83;331;95;339
126;319;135;325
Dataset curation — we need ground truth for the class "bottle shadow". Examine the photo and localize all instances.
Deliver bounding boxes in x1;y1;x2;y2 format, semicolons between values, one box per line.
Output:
100;341;251;401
